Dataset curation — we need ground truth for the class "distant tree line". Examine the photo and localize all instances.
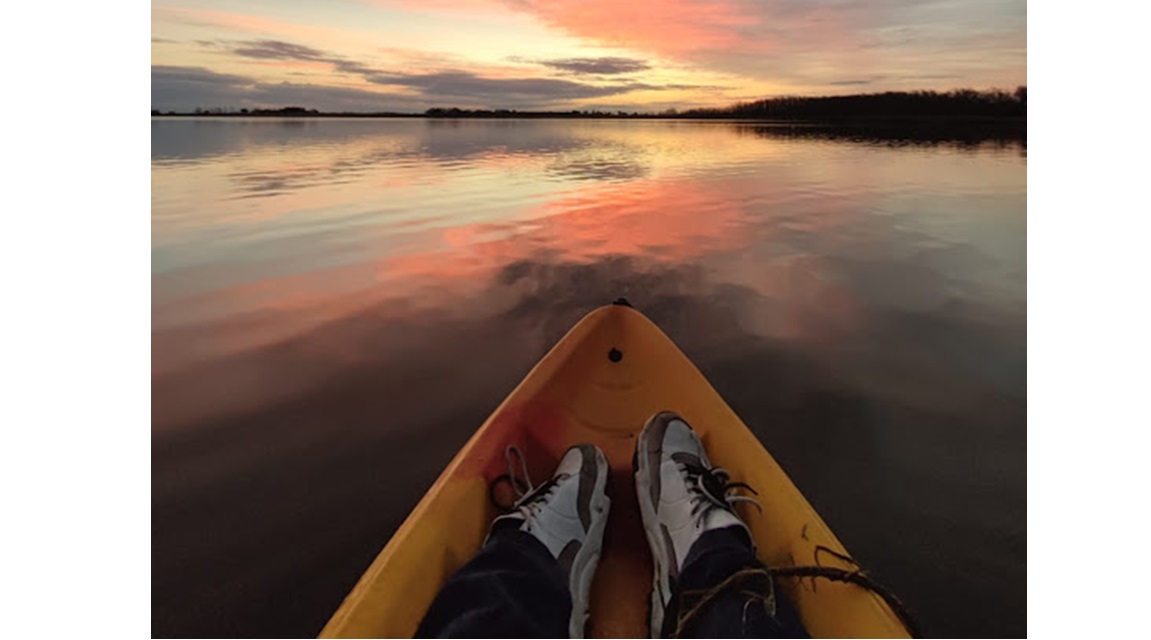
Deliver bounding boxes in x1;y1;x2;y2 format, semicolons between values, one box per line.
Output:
152;87;1026;122
152;106;329;117
681;87;1026;120
424;108;646;118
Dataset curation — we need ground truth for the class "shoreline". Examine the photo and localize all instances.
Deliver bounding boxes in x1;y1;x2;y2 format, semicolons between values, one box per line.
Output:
151;114;1026;143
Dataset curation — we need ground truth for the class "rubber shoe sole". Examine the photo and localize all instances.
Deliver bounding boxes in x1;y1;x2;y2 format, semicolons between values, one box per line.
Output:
569;445;611;638
634;413;676;639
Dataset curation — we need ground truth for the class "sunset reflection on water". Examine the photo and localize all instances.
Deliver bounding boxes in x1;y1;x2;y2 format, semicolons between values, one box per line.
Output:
152;118;1025;638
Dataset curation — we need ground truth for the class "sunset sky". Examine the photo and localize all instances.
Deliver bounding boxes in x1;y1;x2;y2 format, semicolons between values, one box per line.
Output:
151;0;1026;113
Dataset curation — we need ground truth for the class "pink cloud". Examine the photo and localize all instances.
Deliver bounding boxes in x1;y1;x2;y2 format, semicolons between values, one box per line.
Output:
382;0;1024;91
378;0;880;91
380;0;775;57
517;0;764;55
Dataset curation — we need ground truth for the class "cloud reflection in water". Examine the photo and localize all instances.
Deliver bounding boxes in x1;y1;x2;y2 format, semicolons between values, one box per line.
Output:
152;119;1025;638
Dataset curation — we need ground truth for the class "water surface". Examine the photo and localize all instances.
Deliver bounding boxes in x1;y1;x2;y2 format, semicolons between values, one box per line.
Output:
152;118;1025;638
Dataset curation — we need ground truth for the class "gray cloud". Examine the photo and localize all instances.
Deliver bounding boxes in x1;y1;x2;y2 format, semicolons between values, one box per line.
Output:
231;40;328;61
222;39;375;77
904;74;963;81
157;38;712;113
151;65;424;112
332;59;377;76
152;65;661;112
539;57;650;75
151;66;252;111
153;65;253;88
662;83;724;91
366;70;666;102
217;40;703;101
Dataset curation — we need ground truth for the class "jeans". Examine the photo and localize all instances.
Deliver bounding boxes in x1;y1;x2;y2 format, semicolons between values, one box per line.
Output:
416;526;810;638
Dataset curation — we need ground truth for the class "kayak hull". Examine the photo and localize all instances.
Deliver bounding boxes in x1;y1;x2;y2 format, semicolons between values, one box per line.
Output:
320;304;910;638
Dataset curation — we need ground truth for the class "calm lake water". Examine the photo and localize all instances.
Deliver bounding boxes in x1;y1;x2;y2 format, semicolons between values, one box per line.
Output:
152;118;1025;638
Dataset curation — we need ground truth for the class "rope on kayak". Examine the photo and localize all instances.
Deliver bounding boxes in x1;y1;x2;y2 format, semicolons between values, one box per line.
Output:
770;566;922;638
670;566;777;638
670;546;921;638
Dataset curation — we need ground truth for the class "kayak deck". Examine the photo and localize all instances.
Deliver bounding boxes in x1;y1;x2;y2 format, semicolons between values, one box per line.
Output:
320;303;910;638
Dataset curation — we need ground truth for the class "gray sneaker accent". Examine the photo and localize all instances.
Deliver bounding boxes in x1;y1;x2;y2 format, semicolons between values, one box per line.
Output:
644;412;674;511
576;444;599;531
659;524;679;579
670;451;701;468
558;539;582;578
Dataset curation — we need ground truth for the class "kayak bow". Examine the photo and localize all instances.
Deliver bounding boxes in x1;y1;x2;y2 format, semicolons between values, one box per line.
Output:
320;302;912;638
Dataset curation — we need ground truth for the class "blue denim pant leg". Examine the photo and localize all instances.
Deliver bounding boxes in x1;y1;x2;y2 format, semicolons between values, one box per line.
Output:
415;528;570;638
667;526;811;639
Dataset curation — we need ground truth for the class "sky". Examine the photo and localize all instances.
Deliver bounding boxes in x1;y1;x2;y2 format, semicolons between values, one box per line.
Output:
151;0;1026;113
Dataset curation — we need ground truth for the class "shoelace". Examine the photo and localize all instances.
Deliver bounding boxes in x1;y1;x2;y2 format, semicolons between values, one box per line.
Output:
677;459;762;527
497;445;564;521
504;444;534;499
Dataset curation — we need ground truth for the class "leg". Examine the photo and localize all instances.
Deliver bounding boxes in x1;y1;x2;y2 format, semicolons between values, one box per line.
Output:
415;444;612;638
415;527;570;638
666;526;809;638
635;412;811;638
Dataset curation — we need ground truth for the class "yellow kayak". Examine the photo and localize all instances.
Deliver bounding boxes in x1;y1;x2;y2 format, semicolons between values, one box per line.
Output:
320;301;913;638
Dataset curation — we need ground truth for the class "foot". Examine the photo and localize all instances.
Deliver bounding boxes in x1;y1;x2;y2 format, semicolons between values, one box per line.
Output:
634;412;757;638
491;444;611;638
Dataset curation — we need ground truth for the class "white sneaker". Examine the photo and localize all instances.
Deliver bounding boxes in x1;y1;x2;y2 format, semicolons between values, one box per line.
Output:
634;412;758;638
491;444;612;638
